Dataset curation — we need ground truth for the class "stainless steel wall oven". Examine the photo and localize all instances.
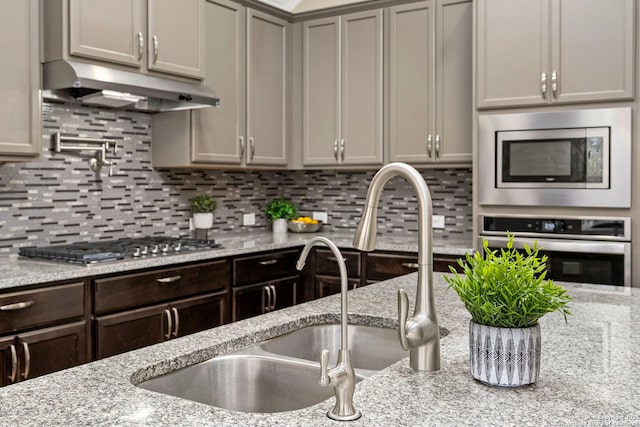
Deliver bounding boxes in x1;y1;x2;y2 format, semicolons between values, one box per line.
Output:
478;107;631;208
479;215;631;287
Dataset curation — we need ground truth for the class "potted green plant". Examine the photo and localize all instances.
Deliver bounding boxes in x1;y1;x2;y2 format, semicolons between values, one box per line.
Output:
444;234;572;387
265;198;297;233
190;194;217;229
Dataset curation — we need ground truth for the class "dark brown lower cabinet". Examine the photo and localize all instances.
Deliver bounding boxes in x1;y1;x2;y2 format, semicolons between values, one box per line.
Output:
94;292;227;359
0;321;86;387
232;276;297;322
314;275;362;299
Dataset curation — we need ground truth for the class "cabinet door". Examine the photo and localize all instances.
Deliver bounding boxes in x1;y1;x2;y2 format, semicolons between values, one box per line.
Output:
341;9;383;165
366;252;419;282
192;0;246;164
476;0;550;108
550;0;634;103
246;10;288;166
434;0;472;163
302;17;341;166
17;321;86;382
94;305;168;359
388;1;435;163
315;275;361;299
0;0;41;161
232;276;297;322
171;293;228;338
147;0;204;78
0;336;17;387
69;0;143;67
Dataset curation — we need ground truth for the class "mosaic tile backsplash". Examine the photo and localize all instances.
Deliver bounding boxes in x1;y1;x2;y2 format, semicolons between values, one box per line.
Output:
0;102;472;254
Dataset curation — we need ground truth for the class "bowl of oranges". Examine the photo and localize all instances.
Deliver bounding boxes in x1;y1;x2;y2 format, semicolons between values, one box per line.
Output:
288;216;323;233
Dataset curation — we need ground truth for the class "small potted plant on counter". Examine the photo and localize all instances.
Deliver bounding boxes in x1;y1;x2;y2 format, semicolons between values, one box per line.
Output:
265;198;297;233
191;193;217;229
444;234;572;387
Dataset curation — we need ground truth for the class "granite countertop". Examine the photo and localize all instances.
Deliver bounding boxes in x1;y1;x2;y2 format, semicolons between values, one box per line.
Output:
0;272;638;426
0;231;473;291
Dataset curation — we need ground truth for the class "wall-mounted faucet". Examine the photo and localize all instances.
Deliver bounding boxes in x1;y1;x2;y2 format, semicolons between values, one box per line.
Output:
352;162;441;372
297;236;361;421
52;132;118;176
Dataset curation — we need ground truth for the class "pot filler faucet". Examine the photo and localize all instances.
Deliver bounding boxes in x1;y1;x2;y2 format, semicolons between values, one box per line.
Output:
353;162;441;372
297;236;361;421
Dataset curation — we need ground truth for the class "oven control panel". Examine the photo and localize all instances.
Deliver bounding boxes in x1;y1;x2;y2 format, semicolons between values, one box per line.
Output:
481;215;630;240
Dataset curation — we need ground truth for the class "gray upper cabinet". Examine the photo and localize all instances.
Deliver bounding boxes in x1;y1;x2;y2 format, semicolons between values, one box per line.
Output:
388;0;471;164
46;0;203;79
302;10;383;166
477;0;635;108
0;0;41;162
152;0;288;168
246;10;288;166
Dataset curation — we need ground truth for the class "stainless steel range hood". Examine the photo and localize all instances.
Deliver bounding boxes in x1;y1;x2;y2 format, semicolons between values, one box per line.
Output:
42;60;220;112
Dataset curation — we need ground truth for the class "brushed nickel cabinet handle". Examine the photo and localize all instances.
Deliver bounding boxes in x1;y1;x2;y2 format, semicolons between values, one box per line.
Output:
435;135;441;158
327;256;347;262
157;276;181;284
340;139;345;161
263;285;272;313
427;134;433;158
259;259;278;266
541;71;547;98
270;284;277;311
137;32;144;60
0;301;34;311
9;344;17;383
239;136;245;159
551;70;558;98
164;309;172;339
153;35;159;63
171;307;179;338
401;262;419;269
249;137;255;161
333;139;339;160
21;341;30;380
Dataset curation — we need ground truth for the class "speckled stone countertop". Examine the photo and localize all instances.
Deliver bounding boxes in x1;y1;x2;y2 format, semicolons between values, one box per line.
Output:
0;272;638;426
0;231;472;291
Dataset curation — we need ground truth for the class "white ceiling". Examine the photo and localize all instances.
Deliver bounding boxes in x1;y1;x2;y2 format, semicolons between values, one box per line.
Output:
255;0;369;13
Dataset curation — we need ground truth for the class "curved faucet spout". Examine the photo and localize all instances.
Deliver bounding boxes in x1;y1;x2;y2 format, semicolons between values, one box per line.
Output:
352;162;441;372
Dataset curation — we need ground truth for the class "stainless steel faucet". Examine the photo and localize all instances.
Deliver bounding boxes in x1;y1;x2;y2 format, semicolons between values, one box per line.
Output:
297;236;361;421
352;162;441;372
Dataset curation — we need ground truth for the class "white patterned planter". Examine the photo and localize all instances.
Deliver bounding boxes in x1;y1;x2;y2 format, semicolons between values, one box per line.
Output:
193;213;213;229
272;218;288;234
469;321;541;387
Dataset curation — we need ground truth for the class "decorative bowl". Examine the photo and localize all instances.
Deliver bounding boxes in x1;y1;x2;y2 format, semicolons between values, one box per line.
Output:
288;221;323;233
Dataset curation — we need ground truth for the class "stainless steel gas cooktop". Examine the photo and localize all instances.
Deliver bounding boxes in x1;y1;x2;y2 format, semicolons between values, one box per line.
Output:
18;236;222;265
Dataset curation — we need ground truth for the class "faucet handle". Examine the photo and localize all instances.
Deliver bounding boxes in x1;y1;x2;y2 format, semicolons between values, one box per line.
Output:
318;349;330;386
398;289;410;351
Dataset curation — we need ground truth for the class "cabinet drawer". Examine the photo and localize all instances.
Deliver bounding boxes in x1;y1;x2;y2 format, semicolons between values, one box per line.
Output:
94;260;229;314
315;249;361;278
233;250;301;286
0;282;85;333
366;252;419;282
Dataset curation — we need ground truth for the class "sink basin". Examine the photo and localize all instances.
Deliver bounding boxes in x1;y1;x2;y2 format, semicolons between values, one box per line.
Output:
138;354;359;413
260;324;409;372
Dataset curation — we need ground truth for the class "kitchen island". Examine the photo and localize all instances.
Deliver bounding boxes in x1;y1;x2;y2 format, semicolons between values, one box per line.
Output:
0;270;637;426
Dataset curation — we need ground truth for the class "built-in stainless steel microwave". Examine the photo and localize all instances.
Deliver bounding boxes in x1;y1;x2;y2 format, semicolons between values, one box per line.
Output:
478;107;631;208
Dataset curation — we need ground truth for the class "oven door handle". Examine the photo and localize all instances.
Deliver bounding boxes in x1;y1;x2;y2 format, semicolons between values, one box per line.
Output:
479;236;629;256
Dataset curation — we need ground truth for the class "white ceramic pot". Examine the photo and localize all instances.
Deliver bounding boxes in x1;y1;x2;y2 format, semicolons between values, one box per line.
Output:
469;321;541;387
272;218;288;233
193;213;213;229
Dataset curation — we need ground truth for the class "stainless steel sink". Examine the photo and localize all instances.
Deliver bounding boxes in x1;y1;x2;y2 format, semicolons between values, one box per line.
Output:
260;324;409;372
137;323;448;413
138;354;357;413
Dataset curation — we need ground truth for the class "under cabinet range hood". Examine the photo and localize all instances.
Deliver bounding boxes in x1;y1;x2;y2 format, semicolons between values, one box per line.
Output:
42;60;220;112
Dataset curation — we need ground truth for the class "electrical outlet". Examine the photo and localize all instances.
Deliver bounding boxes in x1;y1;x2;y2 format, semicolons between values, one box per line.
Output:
188;217;194;231
432;215;445;229
243;213;255;226
313;211;328;223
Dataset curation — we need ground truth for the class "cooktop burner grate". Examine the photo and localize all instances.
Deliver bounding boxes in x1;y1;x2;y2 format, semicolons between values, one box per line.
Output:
18;236;222;265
